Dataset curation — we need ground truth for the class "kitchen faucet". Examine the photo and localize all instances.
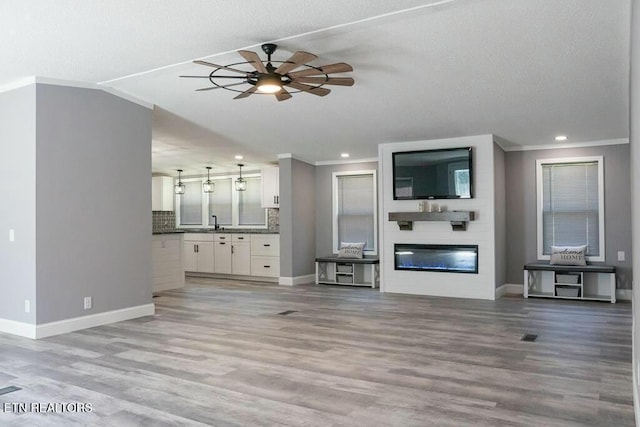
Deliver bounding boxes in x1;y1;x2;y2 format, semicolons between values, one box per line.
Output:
211;215;220;230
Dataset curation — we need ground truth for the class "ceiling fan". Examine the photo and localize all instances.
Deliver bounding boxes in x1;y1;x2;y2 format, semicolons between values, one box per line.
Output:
180;43;354;101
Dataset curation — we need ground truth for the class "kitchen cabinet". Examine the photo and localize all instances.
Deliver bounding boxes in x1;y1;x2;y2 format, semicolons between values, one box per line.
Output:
183;233;214;273
152;233;184;292
261;167;279;208
231;234;251;275
250;234;280;277
152;176;174;211
214;234;232;274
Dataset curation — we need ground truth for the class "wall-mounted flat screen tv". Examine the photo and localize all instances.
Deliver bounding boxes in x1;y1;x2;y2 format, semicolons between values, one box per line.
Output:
392;147;473;200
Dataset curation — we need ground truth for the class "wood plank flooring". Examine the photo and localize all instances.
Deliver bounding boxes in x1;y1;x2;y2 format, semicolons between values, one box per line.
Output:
0;278;634;426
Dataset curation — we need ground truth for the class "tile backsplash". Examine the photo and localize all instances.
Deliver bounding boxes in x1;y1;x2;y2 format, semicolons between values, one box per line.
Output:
152;211;176;232
153;208;278;232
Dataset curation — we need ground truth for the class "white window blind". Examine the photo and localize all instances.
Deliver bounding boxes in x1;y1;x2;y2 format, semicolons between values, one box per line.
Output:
239;177;265;226
335;173;375;251
541;161;600;256
180;181;203;225
208;178;232;226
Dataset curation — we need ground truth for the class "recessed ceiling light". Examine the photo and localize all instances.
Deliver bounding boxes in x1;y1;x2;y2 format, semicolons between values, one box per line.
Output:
341;153;350;158
235;155;243;160
555;135;568;141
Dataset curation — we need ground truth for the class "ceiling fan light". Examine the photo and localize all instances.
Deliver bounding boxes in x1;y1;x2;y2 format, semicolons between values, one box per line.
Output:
256;75;282;93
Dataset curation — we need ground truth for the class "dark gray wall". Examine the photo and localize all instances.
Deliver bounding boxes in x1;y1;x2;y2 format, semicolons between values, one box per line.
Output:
279;157;316;278
35;84;152;323
630;0;639;416
494;144;506;289
505;144;632;289
0;85;37;324
315;161;378;256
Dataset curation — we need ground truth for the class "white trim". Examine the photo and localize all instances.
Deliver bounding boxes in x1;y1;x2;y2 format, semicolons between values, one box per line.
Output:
0;318;37;339
616;289;632;301
279;274;316;286
536;156;605;262
0;304;154;339
332;169;378;255
495;284;525;298
277;153;314;165
315;157;378;166
0;76;37;93
100;86;154;109
504;138;628;152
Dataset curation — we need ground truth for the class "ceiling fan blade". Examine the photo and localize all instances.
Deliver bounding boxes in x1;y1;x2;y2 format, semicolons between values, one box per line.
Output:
275;51;318;74
292;76;354;86
287;81;331;97
238;50;267;73
288;62;353;78
275;88;292;102
234;86;258;99
196;82;247;91
180;75;248;79
194;60;248;74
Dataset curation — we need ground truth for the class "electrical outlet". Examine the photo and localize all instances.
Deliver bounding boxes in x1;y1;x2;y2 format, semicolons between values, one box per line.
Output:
618;251;625;262
83;297;92;310
24;300;30;313
9;229;14;242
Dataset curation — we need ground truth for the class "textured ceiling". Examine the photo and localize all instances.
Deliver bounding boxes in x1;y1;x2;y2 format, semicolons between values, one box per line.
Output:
0;0;631;175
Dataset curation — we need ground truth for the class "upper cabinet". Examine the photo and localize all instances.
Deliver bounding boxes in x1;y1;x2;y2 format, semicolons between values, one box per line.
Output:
152;176;174;211
261;166;279;208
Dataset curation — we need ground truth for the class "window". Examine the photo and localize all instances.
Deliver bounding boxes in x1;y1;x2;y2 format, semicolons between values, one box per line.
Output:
536;157;604;261
177;173;266;228
332;170;377;254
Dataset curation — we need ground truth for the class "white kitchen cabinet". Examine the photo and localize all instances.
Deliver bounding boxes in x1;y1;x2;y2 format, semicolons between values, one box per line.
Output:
152;176;174;211
250;234;280;278
231;234;251;275
261;167;279;208
152;233;184;292
214;234;232;274
183;234;214;273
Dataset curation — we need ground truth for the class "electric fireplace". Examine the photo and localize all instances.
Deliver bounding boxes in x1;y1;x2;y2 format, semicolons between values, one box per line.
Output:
394;244;478;274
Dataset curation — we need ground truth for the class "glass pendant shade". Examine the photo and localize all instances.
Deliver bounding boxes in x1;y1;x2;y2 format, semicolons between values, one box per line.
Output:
203;166;215;193
235;163;247;191
174;169;186;195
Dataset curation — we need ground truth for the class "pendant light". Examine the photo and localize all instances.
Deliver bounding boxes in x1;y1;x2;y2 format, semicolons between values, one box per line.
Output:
174;169;186;195
235;163;247;191
203;166;215;193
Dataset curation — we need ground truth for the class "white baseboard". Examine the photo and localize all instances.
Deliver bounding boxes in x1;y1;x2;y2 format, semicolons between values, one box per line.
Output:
279;274;316;286
496;283;524;298
0;303;155;339
617;289;632;301
0;318;38;339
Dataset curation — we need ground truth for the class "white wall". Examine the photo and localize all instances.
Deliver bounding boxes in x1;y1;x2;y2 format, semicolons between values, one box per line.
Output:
379;134;497;299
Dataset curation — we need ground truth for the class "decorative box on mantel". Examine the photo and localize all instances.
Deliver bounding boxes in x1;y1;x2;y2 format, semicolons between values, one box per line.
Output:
388;211;475;231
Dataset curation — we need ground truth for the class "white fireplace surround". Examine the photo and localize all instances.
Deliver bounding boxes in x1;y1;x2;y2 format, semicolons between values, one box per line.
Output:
378;134;505;300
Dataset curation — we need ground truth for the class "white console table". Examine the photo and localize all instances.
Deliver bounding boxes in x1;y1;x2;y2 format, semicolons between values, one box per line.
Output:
315;255;379;288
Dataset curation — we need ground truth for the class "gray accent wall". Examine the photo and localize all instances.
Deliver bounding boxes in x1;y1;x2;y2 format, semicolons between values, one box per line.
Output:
0;83;152;328
493;143;506;289
34;84;152;323
279;157;316;279
504;144;632;289
630;0;639;418
0;85;37;324
315;161;378;256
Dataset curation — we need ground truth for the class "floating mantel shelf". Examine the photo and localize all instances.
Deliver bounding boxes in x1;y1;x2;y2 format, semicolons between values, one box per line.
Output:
388;211;475;231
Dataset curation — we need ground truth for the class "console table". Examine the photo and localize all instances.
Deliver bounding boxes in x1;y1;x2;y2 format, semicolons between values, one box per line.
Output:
315;255;379;288
523;262;616;303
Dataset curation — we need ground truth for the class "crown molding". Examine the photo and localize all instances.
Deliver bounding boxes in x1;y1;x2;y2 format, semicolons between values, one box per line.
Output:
503;138;629;152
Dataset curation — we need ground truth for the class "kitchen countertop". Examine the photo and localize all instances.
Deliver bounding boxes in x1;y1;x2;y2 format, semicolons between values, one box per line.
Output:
154;229;279;235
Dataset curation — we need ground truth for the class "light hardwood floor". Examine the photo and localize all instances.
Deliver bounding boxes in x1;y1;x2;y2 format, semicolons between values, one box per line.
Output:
0;278;634;426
